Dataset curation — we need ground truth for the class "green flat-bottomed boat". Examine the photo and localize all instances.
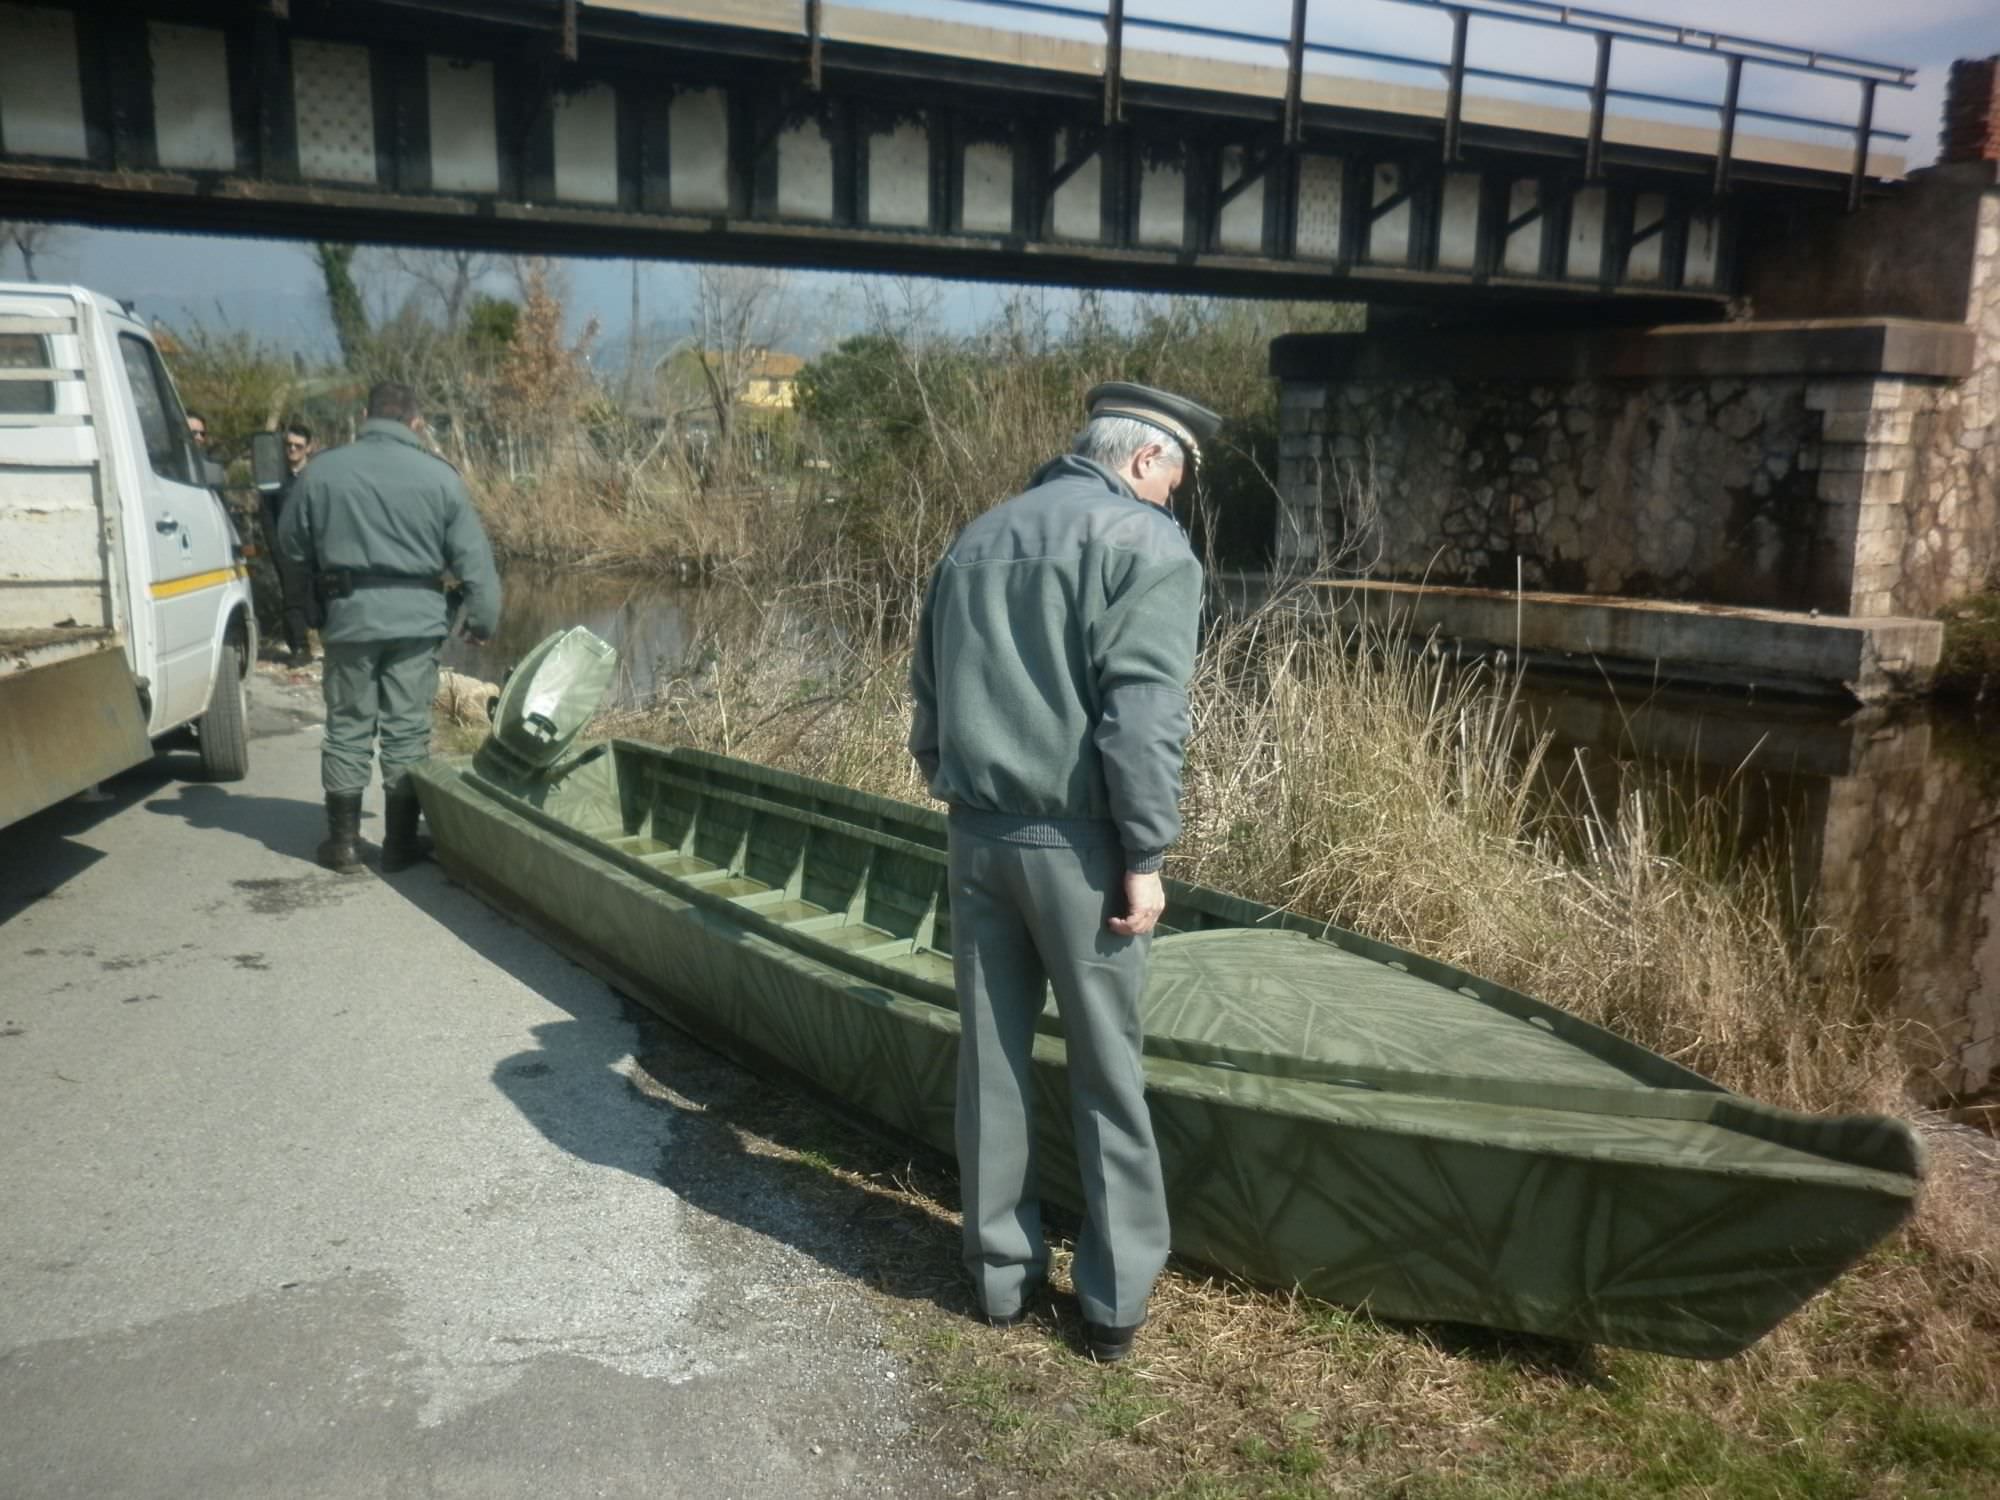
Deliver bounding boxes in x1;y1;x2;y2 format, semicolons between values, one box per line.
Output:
412;628;1923;1359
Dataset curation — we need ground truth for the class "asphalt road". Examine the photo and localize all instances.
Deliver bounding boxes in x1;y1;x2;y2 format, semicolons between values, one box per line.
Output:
0;668;962;1499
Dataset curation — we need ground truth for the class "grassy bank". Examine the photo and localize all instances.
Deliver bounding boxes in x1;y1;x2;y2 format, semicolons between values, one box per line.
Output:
596;586;2000;1499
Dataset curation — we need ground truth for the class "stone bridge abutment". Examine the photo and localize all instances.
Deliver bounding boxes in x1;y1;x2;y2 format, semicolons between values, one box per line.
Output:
1268;64;2000;699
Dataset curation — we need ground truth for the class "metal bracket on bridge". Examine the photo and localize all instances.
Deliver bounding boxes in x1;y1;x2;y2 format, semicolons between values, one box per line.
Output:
1713;55;1742;198
1103;0;1124;126
1282;0;1309;148
1047;131;1101;199
1583;31;1612;181
559;0;578;63
1848;78;1878;212
1216;148;1273;212
805;0;824;91
1442;8;1469;164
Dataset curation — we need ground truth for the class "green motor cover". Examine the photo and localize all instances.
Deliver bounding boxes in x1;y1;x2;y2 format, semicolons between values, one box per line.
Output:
475;626;618;781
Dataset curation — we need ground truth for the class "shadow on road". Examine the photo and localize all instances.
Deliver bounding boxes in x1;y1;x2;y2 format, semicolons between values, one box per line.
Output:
142;779;361;868
0;759;183;925
378;862;980;1324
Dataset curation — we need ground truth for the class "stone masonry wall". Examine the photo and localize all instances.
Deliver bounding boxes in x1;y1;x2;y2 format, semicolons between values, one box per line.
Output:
1810;188;2000;616
1279;374;1834;609
1278;187;1999;620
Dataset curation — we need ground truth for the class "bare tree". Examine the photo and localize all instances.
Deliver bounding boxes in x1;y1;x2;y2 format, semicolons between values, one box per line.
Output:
378;246;505;332
0;221;71;281
688;265;792;475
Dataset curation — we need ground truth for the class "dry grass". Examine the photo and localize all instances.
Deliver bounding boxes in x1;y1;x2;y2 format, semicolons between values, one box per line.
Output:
470;461;795;576
594;579;2000;1496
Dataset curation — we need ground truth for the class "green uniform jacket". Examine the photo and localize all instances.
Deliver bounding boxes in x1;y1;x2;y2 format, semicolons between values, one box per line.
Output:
909;454;1203;873
277;419;502;645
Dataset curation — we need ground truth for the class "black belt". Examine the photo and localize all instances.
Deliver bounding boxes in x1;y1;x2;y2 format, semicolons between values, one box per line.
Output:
325;571;444;592
352;572;443;591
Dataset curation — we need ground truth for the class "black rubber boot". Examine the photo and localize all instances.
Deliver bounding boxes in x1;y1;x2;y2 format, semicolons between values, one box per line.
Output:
381;790;433;873
317;790;365;875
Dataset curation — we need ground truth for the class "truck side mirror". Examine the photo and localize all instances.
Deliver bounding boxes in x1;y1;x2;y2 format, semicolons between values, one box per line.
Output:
250;431;286;493
203;457;228;489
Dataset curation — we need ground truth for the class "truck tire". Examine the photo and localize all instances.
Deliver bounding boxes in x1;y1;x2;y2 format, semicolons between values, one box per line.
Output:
196;641;251;782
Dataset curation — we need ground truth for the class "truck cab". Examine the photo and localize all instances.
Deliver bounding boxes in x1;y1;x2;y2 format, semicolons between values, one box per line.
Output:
1;283;256;828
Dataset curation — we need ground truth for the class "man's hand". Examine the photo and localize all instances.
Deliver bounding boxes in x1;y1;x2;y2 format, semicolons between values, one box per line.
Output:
1108;869;1166;938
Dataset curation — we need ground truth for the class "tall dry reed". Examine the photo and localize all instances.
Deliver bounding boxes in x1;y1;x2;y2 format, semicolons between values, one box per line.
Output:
606;573;1998;1412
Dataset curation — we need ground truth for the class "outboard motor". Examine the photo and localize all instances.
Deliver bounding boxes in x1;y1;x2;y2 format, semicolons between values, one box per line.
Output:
473;626;618;784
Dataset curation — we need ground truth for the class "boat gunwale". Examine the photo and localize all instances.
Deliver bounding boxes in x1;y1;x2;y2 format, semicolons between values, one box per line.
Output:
431;744;1923;1187
424;759;1922;1198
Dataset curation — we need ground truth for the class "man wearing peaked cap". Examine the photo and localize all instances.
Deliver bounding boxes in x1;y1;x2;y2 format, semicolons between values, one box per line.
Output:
909;380;1219;1364
1083;381;1222;479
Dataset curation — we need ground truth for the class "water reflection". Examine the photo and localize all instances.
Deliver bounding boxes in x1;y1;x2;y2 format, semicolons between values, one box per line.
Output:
1524;681;2000;1105
441;566;694;709
451;566;1999;1107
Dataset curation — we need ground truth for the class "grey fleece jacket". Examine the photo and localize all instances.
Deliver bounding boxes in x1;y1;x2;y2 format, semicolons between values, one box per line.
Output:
908;453;1203;872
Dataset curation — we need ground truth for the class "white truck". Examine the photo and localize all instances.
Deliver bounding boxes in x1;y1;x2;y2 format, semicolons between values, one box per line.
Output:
1;283;256;830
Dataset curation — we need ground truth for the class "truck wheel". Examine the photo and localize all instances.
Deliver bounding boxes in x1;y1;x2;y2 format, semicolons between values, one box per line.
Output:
196;642;251;782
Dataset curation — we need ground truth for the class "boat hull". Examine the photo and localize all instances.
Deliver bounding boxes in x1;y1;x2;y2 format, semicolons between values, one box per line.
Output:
412;741;1922;1359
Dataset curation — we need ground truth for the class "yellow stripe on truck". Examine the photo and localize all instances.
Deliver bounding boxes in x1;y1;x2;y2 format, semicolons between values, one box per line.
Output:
150;564;246;600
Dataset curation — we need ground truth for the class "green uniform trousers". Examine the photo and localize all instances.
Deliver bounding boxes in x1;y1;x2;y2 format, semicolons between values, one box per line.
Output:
320;638;442;796
950;825;1170;1330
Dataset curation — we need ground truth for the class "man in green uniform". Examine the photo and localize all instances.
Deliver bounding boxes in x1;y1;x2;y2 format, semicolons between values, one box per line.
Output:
278;381;501;875
909;381;1219;1364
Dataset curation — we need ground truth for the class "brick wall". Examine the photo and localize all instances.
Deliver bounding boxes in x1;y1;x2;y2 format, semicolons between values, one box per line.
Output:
1944;57;2000;165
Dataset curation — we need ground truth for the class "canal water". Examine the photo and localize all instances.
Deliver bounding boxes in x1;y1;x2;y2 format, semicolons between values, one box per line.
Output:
440;566;698;710
457;566;1999;1110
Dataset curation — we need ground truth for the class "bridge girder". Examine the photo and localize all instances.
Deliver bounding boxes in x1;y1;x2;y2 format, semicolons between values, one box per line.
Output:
0;0;1891;309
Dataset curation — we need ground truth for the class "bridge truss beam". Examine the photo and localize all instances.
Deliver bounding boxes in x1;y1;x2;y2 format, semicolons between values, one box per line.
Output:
0;0;1888;309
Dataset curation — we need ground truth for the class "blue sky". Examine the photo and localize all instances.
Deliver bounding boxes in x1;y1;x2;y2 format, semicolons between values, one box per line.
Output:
9;0;1994;355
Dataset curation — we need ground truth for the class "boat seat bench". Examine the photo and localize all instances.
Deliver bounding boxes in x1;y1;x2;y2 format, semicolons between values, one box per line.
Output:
607;834;959;979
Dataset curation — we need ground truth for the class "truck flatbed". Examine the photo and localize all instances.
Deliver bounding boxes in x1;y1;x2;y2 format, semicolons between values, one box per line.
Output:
0;624;120;671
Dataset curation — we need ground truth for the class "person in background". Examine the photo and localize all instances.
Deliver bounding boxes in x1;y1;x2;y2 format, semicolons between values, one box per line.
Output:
186;410;209;449
278;382;500;876
263;421;318;668
908;381;1218;1365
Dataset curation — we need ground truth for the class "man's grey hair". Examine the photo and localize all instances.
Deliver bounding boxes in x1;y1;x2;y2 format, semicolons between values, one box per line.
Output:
1073;415;1185;474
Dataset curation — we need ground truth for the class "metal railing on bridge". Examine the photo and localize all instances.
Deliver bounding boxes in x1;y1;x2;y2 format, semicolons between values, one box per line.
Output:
791;0;1917;206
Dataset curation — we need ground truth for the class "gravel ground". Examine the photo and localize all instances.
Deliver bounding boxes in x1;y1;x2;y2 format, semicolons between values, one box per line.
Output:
0;661;970;1499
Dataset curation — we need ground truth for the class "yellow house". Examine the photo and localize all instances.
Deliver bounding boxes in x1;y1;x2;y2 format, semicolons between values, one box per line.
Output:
738;349;803;410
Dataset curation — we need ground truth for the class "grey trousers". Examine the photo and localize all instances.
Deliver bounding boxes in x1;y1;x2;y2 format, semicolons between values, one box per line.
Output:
950;826;1170;1329
320;638;442;795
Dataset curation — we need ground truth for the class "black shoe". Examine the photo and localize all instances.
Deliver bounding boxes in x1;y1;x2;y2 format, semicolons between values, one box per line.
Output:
380;790;433;873
316;790;365;875
979;1278;1045;1329
1084;1321;1141;1363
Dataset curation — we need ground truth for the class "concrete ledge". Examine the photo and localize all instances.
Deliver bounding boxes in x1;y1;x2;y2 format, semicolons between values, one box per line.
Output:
1212;577;1943;704
1269;318;1976;384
